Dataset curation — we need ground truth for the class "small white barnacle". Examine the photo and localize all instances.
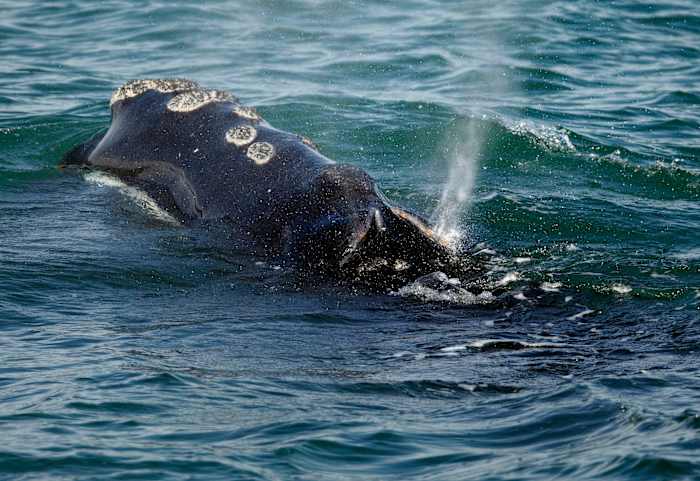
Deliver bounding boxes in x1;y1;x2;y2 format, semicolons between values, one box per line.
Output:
167;89;234;112
233;105;260;121
246;141;275;165
225;125;257;147
110;78;199;106
393;259;410;271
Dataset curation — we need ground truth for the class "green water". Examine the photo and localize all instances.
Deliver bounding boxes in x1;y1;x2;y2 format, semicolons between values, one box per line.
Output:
1;1;699;480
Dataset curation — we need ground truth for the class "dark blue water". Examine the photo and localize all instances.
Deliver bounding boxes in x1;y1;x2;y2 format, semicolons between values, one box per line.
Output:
1;1;699;479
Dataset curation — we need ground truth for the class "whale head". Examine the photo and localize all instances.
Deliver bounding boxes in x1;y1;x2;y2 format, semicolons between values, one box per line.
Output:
287;164;458;287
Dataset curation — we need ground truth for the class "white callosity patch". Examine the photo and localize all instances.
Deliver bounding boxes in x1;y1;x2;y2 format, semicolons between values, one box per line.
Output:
110;79;199;107
233;105;260;121
167;89;234;112
247;142;275;165
225;125;257;147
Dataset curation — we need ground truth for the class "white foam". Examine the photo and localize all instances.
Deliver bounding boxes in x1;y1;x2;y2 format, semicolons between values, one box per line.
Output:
496;271;520;286
458;384;477;393
591;151;700;178
567;309;595;321
672;248;700;261
508;120;576;152
392;274;494;305
468;339;569;349
540;281;562;292
433;227;463;250
651;272;676;280
611;283;632;294
440;344;467;352
84;172;180;225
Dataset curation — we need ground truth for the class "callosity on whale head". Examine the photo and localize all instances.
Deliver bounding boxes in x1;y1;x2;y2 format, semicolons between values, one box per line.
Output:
61;78;467;288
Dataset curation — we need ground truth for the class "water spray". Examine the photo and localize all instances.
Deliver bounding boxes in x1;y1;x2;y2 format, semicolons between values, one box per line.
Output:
432;117;482;249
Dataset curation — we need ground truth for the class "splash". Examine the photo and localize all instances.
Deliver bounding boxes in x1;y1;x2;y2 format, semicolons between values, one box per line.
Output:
432;117;482;248
391;271;494;305
508;120;576;152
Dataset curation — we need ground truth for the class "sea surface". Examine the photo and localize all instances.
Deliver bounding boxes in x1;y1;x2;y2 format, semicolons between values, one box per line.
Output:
1;1;699;480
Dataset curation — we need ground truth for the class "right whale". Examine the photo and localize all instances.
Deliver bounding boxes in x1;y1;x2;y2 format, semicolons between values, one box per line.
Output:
62;79;468;288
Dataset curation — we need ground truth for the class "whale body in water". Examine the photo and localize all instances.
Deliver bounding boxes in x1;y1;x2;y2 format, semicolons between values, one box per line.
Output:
62;79;463;287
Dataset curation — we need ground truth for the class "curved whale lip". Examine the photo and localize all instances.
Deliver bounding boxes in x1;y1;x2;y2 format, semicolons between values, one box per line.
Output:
339;206;386;268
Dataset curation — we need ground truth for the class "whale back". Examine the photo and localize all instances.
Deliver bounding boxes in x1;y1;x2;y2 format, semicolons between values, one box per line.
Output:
69;79;334;230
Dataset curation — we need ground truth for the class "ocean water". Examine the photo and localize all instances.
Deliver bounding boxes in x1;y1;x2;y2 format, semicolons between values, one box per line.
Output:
1;0;699;479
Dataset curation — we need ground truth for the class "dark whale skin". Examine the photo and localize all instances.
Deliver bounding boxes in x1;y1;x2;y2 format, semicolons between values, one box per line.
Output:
62;79;461;287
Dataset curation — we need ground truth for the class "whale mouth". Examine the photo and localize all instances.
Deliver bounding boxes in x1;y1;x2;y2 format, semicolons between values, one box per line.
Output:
290;163;457;286
337;204;457;285
340;206;386;266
